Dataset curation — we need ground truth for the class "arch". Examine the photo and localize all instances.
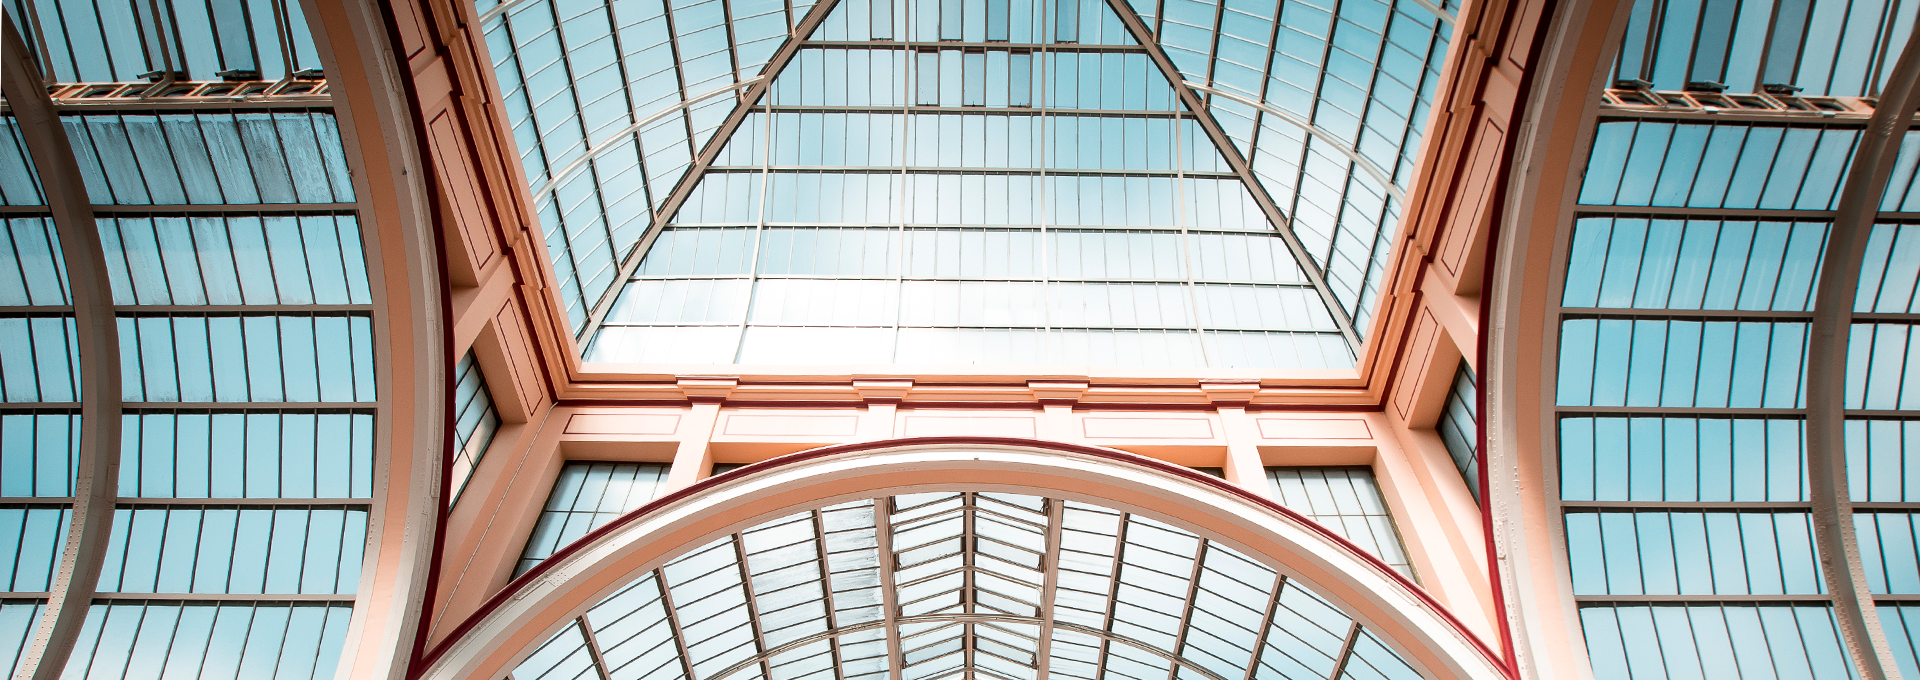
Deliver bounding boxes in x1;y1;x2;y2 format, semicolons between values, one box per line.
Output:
417;438;1506;680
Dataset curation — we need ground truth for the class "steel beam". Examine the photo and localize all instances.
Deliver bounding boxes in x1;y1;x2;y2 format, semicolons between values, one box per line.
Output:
1802;15;1920;680
1324;621;1362;680
1238;573;1287;680
872;497;905;680
2;14;123;680
1032;499;1064;680
576;616;616;680
1097;0;1363;349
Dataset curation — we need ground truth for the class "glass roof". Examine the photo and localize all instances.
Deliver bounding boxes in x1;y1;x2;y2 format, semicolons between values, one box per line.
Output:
511;491;1425;680
476;0;1455;369
1552;0;1920;675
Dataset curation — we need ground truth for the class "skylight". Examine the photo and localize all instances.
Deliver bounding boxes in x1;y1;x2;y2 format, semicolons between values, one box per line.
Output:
478;0;1453;370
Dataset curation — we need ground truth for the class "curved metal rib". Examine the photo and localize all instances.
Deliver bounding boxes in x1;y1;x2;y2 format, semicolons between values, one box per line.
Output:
1803;15;1920;680
2;14;123;680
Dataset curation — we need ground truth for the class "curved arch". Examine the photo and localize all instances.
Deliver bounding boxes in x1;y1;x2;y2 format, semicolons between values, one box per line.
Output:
418;438;1507;680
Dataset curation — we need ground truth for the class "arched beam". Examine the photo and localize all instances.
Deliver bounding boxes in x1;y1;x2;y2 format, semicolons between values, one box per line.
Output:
415;438;1507;680
2;15;123;680
1803;16;1920;680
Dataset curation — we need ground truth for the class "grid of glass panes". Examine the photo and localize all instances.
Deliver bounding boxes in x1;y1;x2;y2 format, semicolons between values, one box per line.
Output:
1125;0;1453;333
1606;0;1915;97
509;492;1427;680
516;462;672;576
1436;361;1479;503
18;107;375;680
583;0;1354;369
1849;220;1920;672
1266;466;1415;577
449;351;503;507
4;0;327;83
0;109;74;677
1549;111;1920;674
475;0;821;334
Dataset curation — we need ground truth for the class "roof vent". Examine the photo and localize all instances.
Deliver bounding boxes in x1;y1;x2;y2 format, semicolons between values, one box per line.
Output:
1614;78;1654;91
1762;83;1804;95
1684;81;1726;93
216;69;261;82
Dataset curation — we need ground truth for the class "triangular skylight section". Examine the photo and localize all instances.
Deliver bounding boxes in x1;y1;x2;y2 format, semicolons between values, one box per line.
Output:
581;0;1355;369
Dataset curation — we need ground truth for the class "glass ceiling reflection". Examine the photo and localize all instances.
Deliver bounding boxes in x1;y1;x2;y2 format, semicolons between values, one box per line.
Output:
478;0;1456;369
511;491;1424;680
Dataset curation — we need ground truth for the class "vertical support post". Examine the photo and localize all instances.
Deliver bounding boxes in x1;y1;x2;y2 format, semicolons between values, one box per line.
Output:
1204;382;1268;495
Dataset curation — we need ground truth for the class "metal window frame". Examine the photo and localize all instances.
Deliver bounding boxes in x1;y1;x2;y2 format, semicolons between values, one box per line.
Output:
513;492;1404;680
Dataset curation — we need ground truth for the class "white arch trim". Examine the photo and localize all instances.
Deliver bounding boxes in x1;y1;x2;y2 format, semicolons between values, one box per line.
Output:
416;439;1509;680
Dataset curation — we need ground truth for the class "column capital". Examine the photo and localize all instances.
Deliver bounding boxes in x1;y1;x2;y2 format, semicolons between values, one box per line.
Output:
853;379;914;404
1199;380;1262;407
677;377;739;403
1027;380;1090;407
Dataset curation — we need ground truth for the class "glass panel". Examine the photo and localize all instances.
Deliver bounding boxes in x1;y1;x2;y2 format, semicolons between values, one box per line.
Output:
0;507;71;591
517;463;673;575
1577;604;1855;679
63;112;356;206
1436;361;1479;503
1565;510;1823;595
116;314;376;403
0;602;45;676
0;114;45;206
0;219;70;306
1560;416;1807;503
1265;467;1415;578
1609;0;1915;96
1856;223;1920;312
12;0;325;82
1845;322;1920;410
1556;319;1808;409
1883;604;1920;680
0;413;80;497
97;215;369;306
97;507;366;594
1561;217;1828;312
1847;419;1920;503
1339;628;1423;680
59;601;353;680
1853;512;1920;594
117;413;374;500
1579;121;1857;210
449;352;503;507
0;316;80;403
